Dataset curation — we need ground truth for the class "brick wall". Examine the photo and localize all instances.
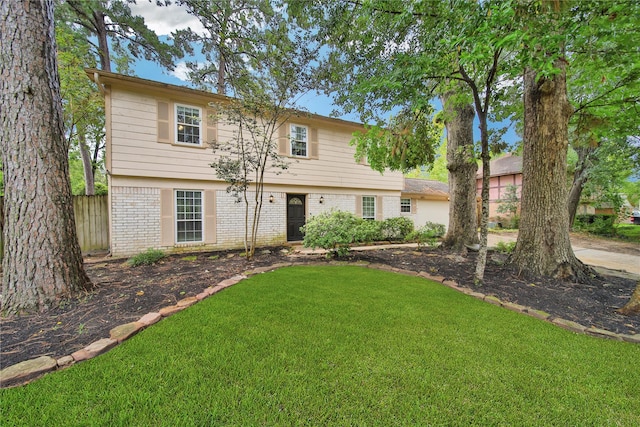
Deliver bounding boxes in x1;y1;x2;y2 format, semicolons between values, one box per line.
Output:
110;187;161;256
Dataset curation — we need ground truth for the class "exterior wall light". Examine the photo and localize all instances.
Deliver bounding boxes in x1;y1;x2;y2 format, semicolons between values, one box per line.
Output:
269;194;274;203
319;196;324;204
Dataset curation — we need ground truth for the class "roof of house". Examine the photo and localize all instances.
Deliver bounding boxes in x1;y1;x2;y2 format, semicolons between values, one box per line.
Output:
477;154;522;178
402;178;449;200
85;68;365;131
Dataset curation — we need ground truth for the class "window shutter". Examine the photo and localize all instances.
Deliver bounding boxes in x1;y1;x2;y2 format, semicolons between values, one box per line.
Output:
157;101;171;144
160;189;174;245
205;108;217;146
204;190;216;244
309;127;319;159
355;195;362;217
411;198;417;214
278;123;289;156
376;196;383;220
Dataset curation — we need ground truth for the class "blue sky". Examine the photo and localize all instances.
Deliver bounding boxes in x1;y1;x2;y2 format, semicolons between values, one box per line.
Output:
129;1;519;145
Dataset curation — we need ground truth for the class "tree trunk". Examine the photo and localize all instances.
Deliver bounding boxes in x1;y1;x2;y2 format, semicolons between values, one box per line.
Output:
440;91;478;253
567;146;595;227
511;62;591;281
94;9;111;72
78;133;95;195
0;0;93;313
618;281;640;316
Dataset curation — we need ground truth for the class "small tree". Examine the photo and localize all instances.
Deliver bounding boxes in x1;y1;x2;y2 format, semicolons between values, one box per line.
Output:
210;12;318;259
496;184;520;229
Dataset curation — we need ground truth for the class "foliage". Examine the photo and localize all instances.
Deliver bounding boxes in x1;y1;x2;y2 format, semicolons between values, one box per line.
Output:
495;241;516;254
127;248;165;267
573;215;617;237
3;266;639;425
56;0;180;72
496;184;519;217
302;210;362;257
353;219;383;244
206;4;320;259
405;222;446;248
614;224;640;243
380;217;415;241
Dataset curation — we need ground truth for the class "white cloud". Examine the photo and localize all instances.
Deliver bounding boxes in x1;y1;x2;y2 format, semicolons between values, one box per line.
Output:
170;61;190;81
129;1;205;36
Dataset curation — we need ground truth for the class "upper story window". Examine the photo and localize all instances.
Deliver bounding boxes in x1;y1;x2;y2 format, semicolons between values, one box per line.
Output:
401;198;411;213
362;196;376;220
175;104;202;146
290;124;308;157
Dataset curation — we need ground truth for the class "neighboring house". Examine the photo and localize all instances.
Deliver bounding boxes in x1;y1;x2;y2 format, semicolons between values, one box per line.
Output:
476;154;522;219
401;178;450;230
87;69;405;256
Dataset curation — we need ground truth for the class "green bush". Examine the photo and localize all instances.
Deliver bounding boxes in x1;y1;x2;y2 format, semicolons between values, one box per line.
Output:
574;214;616;236
127;248;166;267
302;210;362;257
495;241;516;254
354;219;383;243
380;217;414;240
406;222;445;247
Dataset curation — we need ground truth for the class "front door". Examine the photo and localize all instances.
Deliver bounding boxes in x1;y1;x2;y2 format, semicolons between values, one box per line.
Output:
287;194;306;241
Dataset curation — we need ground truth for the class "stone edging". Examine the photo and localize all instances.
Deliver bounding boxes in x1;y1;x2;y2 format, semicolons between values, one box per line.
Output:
2;260;638;388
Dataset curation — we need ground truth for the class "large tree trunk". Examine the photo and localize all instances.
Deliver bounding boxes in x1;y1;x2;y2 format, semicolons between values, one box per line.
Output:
0;0;93;313
440;91;478;253
511;62;591;281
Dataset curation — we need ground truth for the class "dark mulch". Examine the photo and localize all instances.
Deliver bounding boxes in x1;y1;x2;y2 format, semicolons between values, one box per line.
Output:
2;245;639;370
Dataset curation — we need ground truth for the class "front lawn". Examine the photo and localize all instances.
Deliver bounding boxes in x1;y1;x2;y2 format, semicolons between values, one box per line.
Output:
1;266;638;425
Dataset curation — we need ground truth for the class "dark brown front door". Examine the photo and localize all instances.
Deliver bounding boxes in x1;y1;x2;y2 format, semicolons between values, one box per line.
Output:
287;194;306;241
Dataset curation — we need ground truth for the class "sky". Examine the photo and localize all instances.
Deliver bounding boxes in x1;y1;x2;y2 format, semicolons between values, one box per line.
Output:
128;1;519;143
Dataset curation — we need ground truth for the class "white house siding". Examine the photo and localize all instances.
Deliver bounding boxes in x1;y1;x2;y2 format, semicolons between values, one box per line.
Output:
403;199;450;230
106;87;403;190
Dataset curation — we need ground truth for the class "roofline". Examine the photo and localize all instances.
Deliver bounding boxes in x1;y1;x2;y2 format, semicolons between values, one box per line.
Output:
85;68;366;131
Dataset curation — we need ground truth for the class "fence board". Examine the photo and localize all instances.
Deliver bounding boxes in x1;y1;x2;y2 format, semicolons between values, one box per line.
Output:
0;195;109;259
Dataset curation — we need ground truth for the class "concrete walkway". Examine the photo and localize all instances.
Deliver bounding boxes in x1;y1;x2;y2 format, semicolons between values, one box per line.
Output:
297;234;640;278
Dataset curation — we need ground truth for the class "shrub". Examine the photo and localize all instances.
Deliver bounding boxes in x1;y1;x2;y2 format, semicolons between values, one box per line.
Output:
574;214;616;236
127;248;166;267
380;217;414;240
495;241;516;254
354;219;383;243
302;210;362;257
406;222;445;247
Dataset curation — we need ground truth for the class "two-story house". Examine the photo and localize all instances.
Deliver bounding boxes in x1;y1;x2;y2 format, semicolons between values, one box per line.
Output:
87;69;406;256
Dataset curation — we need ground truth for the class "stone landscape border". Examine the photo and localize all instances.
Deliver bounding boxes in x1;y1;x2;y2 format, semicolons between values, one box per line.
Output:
2;258;639;388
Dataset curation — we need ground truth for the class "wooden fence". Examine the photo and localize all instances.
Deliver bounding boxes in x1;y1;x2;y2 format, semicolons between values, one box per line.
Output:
0;195;109;258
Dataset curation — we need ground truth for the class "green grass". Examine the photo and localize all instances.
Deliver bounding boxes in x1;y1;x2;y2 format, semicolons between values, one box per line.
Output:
615;223;640;241
1;266;638;426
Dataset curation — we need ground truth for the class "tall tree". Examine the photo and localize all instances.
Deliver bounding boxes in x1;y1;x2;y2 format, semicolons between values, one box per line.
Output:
57;0;179;194
1;0;92;313
173;0;274;94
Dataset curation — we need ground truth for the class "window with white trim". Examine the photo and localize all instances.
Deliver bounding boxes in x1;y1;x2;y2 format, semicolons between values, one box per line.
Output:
176;190;203;242
401;198;411;213
175;104;202;145
362;196;376;220
290;124;308;157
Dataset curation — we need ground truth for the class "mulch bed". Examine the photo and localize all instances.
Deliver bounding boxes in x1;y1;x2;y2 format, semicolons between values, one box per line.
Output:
2;246;639;370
